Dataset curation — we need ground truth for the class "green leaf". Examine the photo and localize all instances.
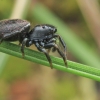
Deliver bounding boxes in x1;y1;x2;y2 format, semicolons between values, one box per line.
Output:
0;41;100;81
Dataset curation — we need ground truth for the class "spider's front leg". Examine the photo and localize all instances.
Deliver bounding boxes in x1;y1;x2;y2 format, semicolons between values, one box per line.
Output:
53;34;67;57
35;41;53;69
43;42;67;67
45;38;57;53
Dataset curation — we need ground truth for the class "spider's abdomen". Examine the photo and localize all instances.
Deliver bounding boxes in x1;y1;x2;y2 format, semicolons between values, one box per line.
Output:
0;19;30;41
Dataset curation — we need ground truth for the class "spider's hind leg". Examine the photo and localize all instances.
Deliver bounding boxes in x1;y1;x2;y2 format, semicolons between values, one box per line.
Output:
21;38;28;57
0;38;3;44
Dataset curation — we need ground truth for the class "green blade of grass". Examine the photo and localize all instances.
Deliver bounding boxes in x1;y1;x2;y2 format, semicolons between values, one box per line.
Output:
0;41;100;81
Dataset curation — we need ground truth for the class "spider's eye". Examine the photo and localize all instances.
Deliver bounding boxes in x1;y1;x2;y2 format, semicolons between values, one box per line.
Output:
42;26;45;29
54;28;57;33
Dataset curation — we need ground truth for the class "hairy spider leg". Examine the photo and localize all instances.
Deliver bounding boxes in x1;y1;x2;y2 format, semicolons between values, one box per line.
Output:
40;40;67;67
35;42;53;69
53;34;67;56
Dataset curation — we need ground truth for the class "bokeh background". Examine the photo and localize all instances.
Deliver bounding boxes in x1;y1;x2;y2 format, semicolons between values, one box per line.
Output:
0;0;100;100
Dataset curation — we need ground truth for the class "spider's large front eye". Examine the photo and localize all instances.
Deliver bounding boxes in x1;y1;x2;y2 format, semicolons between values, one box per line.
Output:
54;28;57;33
42;26;45;29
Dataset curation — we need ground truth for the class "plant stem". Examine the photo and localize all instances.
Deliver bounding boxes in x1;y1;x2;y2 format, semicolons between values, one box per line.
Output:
0;41;100;81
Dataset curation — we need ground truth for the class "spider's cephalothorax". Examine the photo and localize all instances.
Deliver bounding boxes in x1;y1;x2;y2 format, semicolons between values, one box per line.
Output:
0;19;67;69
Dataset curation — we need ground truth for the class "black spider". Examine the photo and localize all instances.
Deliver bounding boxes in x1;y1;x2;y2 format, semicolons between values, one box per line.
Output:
0;19;67;68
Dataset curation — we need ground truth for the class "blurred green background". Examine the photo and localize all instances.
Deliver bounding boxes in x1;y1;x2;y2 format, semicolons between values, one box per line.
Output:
0;0;100;100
